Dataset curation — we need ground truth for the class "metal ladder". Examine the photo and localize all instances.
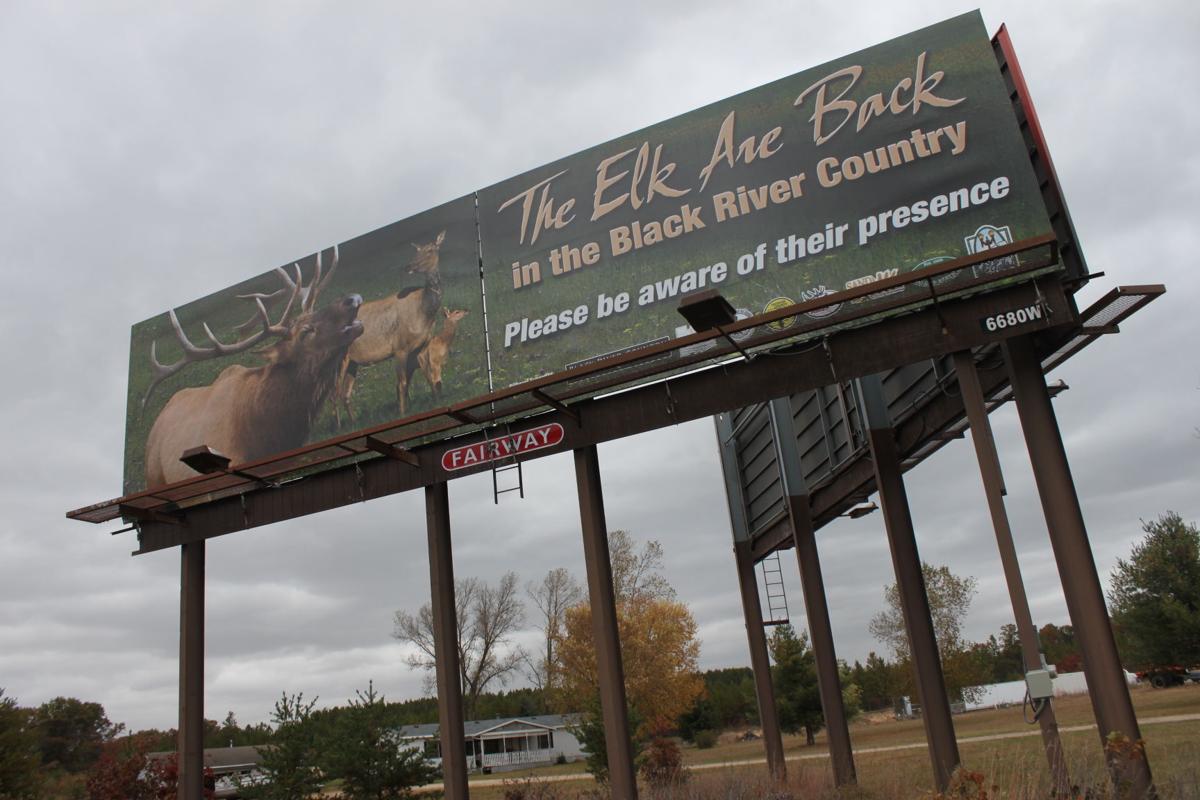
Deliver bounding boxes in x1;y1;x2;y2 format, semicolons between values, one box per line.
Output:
760;551;790;626
488;425;525;503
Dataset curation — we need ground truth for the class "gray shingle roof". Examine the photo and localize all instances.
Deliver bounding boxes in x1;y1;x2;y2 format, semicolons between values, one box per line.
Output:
397;713;578;739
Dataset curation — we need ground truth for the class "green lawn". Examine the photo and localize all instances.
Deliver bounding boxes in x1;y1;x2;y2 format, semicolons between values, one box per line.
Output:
458;683;1200;798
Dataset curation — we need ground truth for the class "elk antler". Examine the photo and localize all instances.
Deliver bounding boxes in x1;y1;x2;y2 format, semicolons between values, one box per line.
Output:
141;263;305;409
232;245;341;331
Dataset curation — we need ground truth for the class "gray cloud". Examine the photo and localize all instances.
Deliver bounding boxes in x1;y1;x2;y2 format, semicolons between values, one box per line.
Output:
1;0;1197;732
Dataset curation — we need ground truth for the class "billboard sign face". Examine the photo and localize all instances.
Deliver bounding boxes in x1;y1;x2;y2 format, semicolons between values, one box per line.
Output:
125;198;489;494
124;10;1054;494
476;10;1052;388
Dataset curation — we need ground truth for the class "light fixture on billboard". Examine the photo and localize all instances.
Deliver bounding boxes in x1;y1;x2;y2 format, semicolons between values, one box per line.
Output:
179;445;277;488
179;445;232;474
677;290;752;361
843;501;878;519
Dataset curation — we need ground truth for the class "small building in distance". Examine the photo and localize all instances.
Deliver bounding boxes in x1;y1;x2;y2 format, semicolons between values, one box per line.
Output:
398;714;584;773
147;745;266;797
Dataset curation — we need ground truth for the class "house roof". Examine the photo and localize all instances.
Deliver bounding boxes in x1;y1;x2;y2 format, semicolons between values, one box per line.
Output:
147;745;265;771
397;713;578;740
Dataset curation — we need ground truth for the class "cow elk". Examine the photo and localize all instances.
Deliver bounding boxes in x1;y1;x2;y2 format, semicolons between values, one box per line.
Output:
417;308;470;399
143;248;364;487
335;230;445;426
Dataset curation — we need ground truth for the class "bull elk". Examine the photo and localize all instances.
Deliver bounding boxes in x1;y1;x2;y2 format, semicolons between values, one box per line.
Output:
143;248;364;487
335;230;445;426
417;308;469;399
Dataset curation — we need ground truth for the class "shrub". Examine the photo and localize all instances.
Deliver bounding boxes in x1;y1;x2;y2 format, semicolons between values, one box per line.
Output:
640;737;686;790
693;729;718;749
502;776;566;800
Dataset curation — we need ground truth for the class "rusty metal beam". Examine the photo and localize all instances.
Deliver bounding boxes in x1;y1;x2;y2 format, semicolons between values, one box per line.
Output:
861;375;960;792
365;436;421;467
1005;336;1155;798
953;350;1070;793
575;446;637;800
131;278;1073;555
426;483;469;800
733;539;787;782
177;541;204;800
787;494;856;786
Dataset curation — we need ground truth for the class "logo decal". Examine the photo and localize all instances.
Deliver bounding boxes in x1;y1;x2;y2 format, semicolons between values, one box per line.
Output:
764;297;797;331
965;224;1017;276
915;255;961;287
801;285;842;319
847;268;902;303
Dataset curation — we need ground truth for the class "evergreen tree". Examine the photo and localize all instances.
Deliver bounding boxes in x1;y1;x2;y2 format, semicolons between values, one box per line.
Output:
241;692;323;800
768;625;824;745
320;682;438;800
1109;511;1200;667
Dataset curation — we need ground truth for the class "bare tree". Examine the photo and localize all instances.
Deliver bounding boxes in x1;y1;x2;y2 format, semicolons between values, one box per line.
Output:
608;529;675;604
868;561;977;661
526;568;583;696
393;572;526;719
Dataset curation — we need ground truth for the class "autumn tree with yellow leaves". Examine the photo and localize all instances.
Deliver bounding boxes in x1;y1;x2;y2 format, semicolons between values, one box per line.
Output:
556;531;704;738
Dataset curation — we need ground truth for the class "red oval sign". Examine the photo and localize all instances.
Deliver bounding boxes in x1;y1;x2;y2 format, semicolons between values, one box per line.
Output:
441;423;565;472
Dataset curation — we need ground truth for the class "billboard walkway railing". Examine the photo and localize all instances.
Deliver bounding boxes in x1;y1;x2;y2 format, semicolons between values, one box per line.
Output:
68;235;1057;526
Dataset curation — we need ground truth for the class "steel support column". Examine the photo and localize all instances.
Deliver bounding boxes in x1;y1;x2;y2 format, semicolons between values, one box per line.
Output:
716;413;787;782
575;445;638;800
768;399;855;785
732;539;788;781
1005;336;1155;798
178;540;204;800
860;376;960;792
426;482;469;800
786;494;857;786
952;350;1069;793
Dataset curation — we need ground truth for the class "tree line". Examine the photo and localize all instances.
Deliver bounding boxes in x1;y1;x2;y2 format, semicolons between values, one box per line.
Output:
3;513;1195;797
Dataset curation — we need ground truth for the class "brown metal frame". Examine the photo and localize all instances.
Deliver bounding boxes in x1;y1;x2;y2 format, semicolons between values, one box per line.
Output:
69;236;1057;527
426;483;470;799
953;350;1070;793
124;275;1082;556
575;446;638;800
860;375;961;791
1006;336;1155;796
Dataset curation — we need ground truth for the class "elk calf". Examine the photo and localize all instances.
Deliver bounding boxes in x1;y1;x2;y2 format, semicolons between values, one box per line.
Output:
418;308;469;399
336;231;445;426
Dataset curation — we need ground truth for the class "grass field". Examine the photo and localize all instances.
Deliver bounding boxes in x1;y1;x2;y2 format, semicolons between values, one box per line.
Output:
455;683;1200;798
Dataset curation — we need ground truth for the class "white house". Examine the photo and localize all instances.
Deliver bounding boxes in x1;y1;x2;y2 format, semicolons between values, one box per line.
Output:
398;714;584;773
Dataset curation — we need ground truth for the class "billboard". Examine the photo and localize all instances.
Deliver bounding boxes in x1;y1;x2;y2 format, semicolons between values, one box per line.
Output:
125;198;489;493
124;10;1053;493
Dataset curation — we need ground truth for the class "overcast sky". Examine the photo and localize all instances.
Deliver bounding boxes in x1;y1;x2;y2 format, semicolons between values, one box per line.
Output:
1;0;1197;733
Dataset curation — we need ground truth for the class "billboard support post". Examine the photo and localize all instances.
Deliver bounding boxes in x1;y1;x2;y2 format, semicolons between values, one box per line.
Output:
426;483;470;800
717;412;787;782
785;494;857;786
768;399;856;785
860;375;960;792
574;445;638;800
1004;336;1155;798
177;540;204;800
951;350;1070;792
732;538;788;781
